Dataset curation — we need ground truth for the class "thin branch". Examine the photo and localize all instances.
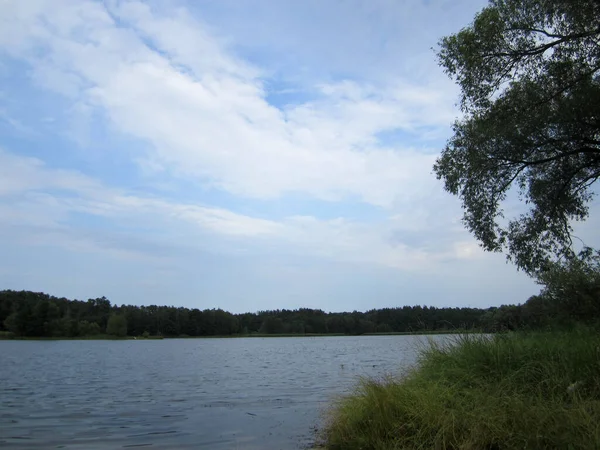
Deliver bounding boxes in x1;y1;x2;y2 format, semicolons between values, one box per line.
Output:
555;164;591;201
528;64;600;109
572;170;600;196
498;165;528;193
510;28;565;39
484;29;600;59
500;147;600;166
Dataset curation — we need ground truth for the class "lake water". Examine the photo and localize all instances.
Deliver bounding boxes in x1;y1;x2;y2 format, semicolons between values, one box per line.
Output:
0;335;453;449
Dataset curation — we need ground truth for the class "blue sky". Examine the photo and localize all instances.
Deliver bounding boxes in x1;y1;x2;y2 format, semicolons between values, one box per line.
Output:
1;0;586;313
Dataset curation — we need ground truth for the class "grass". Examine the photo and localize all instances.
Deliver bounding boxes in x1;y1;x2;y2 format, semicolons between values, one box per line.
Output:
320;328;600;449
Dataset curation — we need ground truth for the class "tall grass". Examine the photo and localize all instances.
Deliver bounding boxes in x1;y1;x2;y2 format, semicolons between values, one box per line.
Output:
321;329;600;449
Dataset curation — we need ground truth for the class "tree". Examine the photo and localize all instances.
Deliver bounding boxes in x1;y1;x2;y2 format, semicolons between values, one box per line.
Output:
3;312;18;334
106;314;128;337
79;320;101;336
536;249;600;323
434;0;600;274
0;289;505;337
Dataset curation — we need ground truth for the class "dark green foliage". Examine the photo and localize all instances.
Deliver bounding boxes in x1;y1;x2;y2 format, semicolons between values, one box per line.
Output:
106;314;127;337
0;291;113;337
537;249;600;321
0;290;494;338
78;320;101;336
2;280;599;338
434;0;600;274
479;251;600;331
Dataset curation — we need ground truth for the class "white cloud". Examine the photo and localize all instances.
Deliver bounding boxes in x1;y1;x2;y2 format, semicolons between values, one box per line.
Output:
0;149;280;236
0;149;481;270
0;0;456;208
0;150;100;196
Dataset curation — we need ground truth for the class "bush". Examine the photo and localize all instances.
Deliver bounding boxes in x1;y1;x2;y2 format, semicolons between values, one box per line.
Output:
106;314;127;337
78;321;101;337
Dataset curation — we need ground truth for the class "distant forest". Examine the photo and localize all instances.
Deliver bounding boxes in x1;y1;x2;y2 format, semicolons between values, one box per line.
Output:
1;289;585;338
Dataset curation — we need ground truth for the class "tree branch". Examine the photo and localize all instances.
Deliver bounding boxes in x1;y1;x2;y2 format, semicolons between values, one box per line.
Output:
484;29;600;59
499;147;600;166
507;27;565;39
573;170;600;196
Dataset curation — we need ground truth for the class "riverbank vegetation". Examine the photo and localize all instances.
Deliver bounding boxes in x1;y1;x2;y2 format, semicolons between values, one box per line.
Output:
321;254;600;448
322;329;600;449
322;0;600;447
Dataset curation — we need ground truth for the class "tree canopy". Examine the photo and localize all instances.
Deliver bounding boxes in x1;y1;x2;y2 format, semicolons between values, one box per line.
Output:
434;0;600;274
0;290;489;338
1;290;598;337
106;314;128;337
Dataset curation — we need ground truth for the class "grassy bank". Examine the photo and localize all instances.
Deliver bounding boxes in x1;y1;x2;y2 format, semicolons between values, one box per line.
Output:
321;329;600;449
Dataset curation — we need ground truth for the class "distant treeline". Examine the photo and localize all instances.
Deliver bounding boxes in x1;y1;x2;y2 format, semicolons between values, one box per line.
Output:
0;289;596;338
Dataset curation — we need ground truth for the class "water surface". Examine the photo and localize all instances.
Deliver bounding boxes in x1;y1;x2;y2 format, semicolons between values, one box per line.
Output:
0;335;453;449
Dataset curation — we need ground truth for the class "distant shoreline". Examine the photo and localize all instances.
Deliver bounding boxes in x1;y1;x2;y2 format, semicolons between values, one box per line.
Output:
0;330;480;341
1;290;490;340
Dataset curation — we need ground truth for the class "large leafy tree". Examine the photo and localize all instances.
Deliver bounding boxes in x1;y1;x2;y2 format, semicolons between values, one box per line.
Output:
434;0;600;274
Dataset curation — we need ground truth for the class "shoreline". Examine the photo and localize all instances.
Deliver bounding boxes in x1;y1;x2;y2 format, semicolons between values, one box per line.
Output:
319;329;600;449
0;330;479;341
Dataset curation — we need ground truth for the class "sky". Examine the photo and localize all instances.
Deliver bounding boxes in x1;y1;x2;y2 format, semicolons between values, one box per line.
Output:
1;0;591;313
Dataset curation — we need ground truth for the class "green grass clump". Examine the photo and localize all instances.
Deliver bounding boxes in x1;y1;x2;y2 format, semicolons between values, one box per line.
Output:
321;329;600;449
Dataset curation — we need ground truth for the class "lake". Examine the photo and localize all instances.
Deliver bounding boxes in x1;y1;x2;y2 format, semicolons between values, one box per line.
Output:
0;335;453;449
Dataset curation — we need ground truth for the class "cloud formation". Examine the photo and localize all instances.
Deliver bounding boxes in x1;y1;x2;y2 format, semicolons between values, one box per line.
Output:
0;0;545;311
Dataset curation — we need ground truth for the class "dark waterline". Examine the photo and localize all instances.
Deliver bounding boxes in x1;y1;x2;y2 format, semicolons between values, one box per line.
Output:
0;335;454;449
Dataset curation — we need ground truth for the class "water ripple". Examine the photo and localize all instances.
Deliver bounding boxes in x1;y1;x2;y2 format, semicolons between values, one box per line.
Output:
0;335;452;449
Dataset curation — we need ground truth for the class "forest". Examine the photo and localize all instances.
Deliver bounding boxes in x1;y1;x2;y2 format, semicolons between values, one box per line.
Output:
1;287;595;338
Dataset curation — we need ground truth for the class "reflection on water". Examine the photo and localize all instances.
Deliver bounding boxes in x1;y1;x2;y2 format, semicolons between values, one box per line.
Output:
0;335;452;449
